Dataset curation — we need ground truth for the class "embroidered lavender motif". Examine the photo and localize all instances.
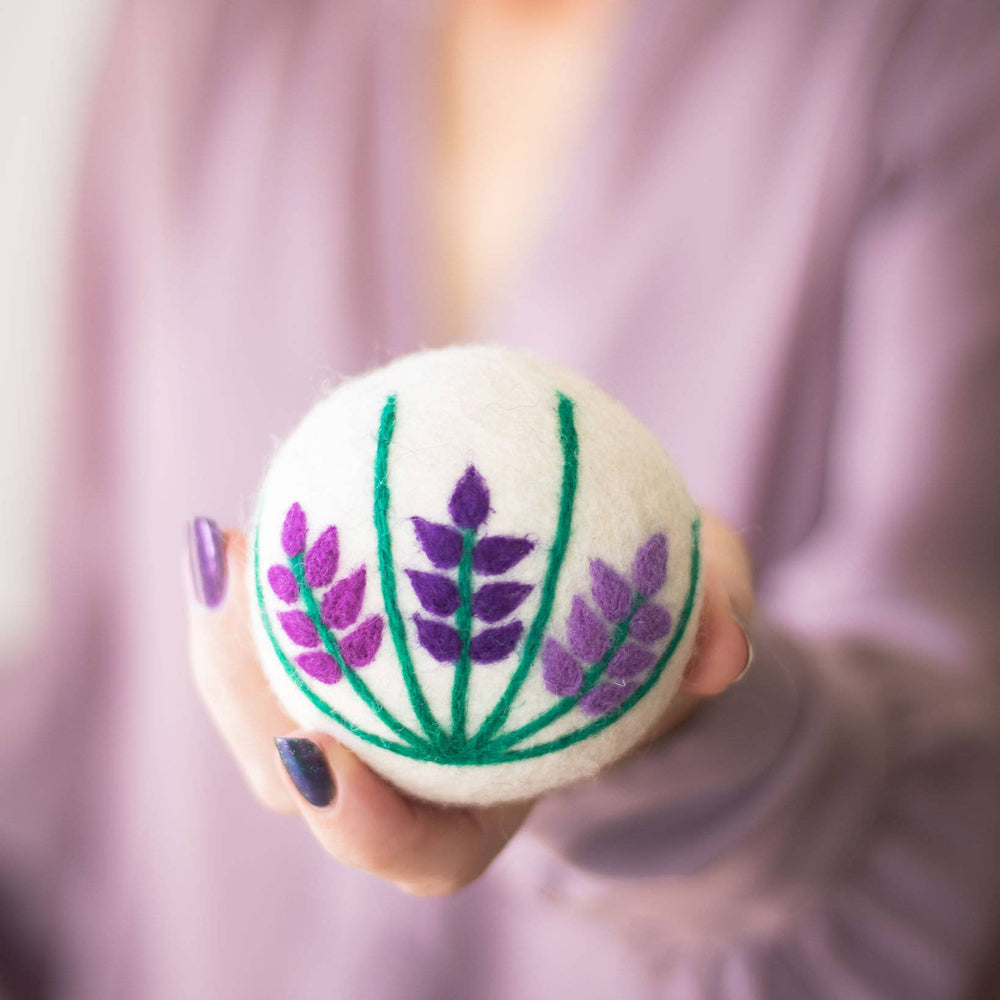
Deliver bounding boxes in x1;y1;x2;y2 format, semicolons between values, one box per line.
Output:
541;534;671;716
409;466;533;666
267;503;384;685
254;391;703;765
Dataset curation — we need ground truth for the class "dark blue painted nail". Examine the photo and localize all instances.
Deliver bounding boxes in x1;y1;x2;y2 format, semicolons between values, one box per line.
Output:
275;737;336;808
187;517;227;608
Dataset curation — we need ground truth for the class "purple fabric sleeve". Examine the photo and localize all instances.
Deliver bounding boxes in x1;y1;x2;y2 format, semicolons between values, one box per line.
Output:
520;5;1000;996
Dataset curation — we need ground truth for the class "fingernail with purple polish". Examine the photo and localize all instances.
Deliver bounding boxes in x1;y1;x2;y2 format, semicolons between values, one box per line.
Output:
187;517;228;608
275;737;336;808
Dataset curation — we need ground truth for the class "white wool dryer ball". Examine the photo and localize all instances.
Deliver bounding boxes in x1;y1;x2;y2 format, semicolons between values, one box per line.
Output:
249;346;704;806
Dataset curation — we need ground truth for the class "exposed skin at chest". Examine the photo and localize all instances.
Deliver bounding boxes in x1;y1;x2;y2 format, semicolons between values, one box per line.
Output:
428;0;630;342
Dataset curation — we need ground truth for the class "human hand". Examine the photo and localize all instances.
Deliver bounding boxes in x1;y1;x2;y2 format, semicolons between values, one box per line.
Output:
185;508;754;896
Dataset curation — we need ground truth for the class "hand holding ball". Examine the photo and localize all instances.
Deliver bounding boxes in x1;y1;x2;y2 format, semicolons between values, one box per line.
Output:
249;347;703;805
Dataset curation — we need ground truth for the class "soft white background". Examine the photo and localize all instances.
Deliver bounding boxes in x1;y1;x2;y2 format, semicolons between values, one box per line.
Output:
0;2;115;657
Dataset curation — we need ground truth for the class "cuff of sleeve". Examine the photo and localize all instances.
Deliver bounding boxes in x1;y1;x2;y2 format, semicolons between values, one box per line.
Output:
513;612;891;925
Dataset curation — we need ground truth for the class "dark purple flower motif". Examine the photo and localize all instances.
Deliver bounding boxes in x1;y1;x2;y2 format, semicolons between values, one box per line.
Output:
281;503;307;558
340;615;383;668
542;638;583;696
633;533;668;598
320;566;366;630
471;582;533;623
589;559;632;622
304;526;339;588
469;621;523;663
580;681;636;717
448;466;490;531
414;614;462;663
406;570;461;617
296;651;342;684
412;517;464;569
473;535;534;575
566;596;609;663
278;610;320;648
607;643;656;679
630;604;672;643
268;564;298;604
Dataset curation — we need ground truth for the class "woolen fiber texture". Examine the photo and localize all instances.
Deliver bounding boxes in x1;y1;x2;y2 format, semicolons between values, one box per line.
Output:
248;346;704;805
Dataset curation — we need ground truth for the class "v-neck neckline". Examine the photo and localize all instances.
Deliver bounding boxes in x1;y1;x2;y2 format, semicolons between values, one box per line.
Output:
374;0;651;358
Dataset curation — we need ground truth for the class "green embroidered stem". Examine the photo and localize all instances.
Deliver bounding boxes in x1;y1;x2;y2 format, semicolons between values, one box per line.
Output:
449;529;476;747
290;554;426;748
469;393;579;748
487;593;645;752
374;396;447;747
475;517;702;763
253;525;432;759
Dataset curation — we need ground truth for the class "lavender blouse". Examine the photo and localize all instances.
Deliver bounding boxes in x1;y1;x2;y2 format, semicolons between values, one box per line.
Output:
2;0;1000;997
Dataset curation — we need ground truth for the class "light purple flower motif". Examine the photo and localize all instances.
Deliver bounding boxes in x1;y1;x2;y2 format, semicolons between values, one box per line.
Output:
542;638;583;696
566;596;609;663
607;643;655;679
590;559;632;622
580;681;636;716
630;604;672;643
632;533;668;597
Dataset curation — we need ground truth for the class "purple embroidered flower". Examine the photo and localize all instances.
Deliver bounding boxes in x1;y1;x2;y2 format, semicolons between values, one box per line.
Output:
448;466;490;531
270;508;384;685
411;517;464;569
409;466;532;667
304;526;339;588
580;681;636;717
632;533;668;598
540;531;675;717
566;596;609;663
281;503;307;558
542;638;583;696
268;564;298;604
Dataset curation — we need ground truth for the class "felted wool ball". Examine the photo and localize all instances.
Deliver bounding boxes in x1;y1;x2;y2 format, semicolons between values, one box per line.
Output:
248;346;704;806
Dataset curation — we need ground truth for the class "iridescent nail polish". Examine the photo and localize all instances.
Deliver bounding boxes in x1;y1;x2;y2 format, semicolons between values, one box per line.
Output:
275;737;336;808
187;517;227;608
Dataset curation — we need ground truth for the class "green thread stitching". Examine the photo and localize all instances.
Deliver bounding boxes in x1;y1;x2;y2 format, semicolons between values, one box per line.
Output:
253;523;433;758
487;592;645;752
478;517;702;763
255;392;701;768
449;529;476;747
373;395;447;748
289;553;426;748
469;393;579;748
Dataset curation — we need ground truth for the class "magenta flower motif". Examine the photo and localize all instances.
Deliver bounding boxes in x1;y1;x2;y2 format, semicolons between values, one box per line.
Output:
281;503;307;558
304;526;339;588
409;466;533;667
267;564;298;604
541;532;674;715
269;503;383;684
